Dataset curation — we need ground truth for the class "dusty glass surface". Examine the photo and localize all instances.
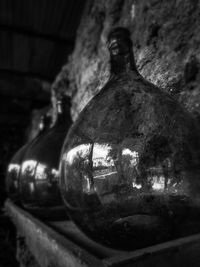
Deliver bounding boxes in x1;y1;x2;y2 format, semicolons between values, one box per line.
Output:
60;28;200;250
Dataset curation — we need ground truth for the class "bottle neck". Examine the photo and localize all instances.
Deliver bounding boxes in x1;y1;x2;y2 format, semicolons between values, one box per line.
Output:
110;49;138;76
55;102;71;126
56;103;65;124
38;116;51;136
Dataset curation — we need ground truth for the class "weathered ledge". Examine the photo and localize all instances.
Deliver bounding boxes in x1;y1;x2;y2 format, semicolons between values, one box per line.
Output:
5;200;200;267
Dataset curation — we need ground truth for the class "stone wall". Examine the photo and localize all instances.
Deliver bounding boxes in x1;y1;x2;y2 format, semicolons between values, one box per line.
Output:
52;0;200;123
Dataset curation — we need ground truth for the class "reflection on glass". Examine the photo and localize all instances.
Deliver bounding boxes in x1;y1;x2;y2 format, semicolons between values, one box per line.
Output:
35;163;48;180
65;144;92;165
6;163;20;199
122;148;138;166
132;182;141;189
20;154;63;208
63;142;188;200
6;144;30;202
61;139;200;250
29;182;35;193
151;176;165;191
8;164;20;173
21;160;37;177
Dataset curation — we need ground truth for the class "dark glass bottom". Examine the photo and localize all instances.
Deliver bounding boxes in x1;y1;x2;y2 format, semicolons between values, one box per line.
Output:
64;189;200;250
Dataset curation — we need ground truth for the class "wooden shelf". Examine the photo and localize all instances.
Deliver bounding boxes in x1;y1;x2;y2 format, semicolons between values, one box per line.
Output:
5;200;200;267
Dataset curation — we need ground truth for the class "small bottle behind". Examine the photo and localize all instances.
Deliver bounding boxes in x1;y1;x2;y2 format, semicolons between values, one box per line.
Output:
19;96;72;219
6;114;51;204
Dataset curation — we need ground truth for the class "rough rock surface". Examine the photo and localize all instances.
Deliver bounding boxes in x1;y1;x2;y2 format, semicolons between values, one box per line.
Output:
53;0;200;122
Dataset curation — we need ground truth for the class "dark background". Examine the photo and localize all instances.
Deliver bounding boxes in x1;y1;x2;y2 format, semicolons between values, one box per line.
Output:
0;0;200;266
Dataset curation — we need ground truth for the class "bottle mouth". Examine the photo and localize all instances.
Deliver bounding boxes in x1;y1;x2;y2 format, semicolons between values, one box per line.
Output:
56;100;62;105
108;27;132;55
108;39;119;49
108;38;131;56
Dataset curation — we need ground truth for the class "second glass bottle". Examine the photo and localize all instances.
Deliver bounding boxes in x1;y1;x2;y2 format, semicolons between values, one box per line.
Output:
20;96;72;217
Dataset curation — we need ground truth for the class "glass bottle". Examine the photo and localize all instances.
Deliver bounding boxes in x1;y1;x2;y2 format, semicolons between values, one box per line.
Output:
59;28;200;250
6;115;50;204
20;96;72;216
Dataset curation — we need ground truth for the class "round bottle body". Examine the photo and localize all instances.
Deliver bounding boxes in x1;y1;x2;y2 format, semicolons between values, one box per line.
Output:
20;125;67;210
6;115;51;204
60;73;200;250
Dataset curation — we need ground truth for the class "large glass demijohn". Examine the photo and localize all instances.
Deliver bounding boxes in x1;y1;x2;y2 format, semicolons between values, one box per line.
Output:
59;28;200;250
20;96;72;212
6;115;50;203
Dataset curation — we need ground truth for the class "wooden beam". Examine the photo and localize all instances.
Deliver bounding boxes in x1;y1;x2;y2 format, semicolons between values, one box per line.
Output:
0;68;53;82
0;23;74;45
0;114;30;125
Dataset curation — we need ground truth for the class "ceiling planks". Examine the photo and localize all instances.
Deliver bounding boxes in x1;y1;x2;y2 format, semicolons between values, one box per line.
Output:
0;0;85;132
0;0;85;81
